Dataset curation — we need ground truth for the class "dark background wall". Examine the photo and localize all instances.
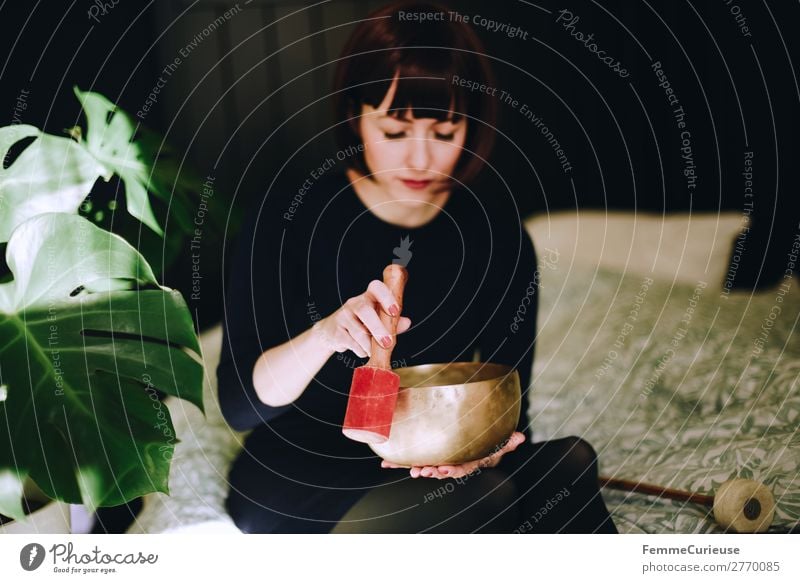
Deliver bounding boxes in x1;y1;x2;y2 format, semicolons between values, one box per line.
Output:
1;0;798;333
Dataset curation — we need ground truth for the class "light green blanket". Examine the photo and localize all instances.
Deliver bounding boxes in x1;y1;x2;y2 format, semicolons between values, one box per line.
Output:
529;263;799;533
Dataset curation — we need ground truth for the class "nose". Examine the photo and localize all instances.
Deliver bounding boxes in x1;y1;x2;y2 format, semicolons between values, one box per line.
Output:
406;136;430;172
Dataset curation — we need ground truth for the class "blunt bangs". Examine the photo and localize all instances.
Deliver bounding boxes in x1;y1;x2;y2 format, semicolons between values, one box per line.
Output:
333;1;498;186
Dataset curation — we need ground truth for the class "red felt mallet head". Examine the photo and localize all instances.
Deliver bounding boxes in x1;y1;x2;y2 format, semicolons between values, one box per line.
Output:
342;264;408;444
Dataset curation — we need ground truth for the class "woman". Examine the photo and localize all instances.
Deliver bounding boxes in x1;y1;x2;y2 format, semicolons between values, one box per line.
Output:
218;0;618;534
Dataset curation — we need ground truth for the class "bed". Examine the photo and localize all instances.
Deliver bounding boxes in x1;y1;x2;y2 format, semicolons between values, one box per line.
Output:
127;210;800;534
527;211;799;533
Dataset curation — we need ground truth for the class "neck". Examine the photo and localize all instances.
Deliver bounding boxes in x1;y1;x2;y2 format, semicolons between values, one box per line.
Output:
346;169;451;228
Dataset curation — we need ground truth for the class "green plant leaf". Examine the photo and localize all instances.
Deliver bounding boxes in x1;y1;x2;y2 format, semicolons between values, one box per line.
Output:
74;86;206;238
0;125;104;243
0;214;203;515
0;469;27;521
73;87;163;236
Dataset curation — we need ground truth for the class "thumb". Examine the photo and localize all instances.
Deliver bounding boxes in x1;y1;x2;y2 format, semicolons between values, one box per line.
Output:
495;432;525;457
396;316;412;334
506;431;526;451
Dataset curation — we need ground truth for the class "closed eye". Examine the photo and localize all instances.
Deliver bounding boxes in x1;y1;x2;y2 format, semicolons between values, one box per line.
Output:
435;132;455;141
384;131;406;139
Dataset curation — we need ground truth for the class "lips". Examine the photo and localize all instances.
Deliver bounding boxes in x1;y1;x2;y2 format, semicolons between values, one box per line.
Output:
400;178;433;190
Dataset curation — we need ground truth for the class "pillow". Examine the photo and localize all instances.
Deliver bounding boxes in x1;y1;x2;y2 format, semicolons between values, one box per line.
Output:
525;210;747;287
126;324;247;534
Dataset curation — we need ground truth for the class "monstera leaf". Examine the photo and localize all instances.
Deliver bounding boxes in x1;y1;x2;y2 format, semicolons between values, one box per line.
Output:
0;125;105;242
0;214;203;521
73;86;201;237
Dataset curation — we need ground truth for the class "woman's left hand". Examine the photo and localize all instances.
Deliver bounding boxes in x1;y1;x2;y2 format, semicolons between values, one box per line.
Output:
380;431;526;479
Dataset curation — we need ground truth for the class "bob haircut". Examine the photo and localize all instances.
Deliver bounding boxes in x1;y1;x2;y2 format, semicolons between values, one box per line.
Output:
332;0;498;188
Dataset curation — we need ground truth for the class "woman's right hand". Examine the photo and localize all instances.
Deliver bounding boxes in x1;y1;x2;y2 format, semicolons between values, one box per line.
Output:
313;279;412;358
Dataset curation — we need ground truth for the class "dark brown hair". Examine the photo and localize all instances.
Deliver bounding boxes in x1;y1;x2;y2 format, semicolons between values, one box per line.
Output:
332;0;498;188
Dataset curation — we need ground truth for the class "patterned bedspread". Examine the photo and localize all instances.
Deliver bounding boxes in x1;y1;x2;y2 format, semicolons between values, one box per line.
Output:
528;260;799;533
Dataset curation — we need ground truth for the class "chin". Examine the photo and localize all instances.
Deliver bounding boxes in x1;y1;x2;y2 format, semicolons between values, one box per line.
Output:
392;189;436;203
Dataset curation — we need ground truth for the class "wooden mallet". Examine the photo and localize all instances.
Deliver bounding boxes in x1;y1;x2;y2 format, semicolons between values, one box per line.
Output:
599;475;776;533
342;264;408;444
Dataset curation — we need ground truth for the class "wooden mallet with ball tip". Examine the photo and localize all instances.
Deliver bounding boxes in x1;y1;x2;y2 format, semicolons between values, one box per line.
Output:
598;475;776;533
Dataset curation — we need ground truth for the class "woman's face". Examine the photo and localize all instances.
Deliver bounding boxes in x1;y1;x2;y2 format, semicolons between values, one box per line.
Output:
357;76;467;204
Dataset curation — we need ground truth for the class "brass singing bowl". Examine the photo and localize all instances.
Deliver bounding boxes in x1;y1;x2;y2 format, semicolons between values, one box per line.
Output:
368;362;521;467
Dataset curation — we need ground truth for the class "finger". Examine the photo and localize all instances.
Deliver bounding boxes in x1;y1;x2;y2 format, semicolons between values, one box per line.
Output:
396;316;412;334
432;468;452;480
437;465;472;479
410;467;422;478
342;310;372;357
381;460;404;469
354;300;393;349
436;465;467;477
444;467;469;479
366;279;400;318
420;466;445;479
492;432;525;458
479;433;526;469
459;461;482;475
502;431;526;453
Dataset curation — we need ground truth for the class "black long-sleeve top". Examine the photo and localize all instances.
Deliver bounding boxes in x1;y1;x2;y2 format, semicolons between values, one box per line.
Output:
217;171;538;457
